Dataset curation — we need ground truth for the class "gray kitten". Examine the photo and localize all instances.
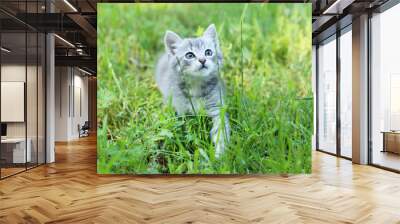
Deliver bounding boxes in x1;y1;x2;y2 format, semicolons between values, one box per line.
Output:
155;24;230;157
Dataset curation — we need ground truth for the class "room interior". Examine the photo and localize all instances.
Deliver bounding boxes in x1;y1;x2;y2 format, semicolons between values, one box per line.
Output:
0;30;46;178
370;4;400;171
0;0;96;179
313;0;400;172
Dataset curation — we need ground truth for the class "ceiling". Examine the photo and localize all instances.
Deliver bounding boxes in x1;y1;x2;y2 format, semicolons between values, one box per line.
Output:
0;0;97;75
312;0;391;43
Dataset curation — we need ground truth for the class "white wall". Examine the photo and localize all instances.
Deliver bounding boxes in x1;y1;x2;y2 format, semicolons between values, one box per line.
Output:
1;65;25;81
1;65;39;137
72;73;89;138
1;65;26;140
55;67;69;141
55;67;89;141
1;63;46;164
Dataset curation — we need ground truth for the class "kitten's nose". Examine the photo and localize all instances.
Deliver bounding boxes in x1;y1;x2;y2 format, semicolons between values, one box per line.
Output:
198;58;206;65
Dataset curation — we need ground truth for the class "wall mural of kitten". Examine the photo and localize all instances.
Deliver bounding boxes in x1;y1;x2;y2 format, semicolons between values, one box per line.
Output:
98;4;312;174
155;24;230;157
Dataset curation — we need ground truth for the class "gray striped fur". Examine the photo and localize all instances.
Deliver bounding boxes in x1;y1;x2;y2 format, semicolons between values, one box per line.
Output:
155;24;230;157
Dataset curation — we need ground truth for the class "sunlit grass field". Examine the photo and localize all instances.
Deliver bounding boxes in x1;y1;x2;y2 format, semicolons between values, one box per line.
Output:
97;3;313;174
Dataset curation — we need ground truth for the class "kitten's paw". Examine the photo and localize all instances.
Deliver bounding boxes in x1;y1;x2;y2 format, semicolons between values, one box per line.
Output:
214;140;225;158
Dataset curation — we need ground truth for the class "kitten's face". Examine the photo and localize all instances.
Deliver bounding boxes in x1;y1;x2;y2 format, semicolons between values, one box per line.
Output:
164;24;223;78
175;38;218;77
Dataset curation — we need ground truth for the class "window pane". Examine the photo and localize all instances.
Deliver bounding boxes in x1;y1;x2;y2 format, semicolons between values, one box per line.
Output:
38;32;45;165
318;37;337;154
340;29;352;158
371;4;400;171
1;30;27;177
27;30;38;169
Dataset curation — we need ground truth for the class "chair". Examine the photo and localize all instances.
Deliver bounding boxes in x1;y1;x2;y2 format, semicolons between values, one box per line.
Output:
79;121;90;138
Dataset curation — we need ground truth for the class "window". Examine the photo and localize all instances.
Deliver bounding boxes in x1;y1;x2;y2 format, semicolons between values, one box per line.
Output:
340;28;352;158
371;3;400;171
0;1;47;179
312;45;317;150
317;36;337;154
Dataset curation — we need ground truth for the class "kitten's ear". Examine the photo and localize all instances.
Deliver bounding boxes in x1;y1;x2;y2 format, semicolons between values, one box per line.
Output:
203;24;217;39
164;30;182;55
203;24;223;65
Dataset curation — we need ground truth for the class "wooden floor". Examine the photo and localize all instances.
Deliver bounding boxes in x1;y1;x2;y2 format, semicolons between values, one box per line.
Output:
1;136;400;223
373;150;400;171
1;167;26;178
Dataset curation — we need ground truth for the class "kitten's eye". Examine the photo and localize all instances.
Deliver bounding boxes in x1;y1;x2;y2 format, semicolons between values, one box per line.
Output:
205;49;213;57
185;52;195;59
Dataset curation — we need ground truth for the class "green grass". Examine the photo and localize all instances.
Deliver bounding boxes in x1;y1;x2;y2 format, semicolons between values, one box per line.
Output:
97;3;313;174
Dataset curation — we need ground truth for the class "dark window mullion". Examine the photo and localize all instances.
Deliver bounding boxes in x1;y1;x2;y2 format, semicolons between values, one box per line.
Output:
367;11;373;165
336;28;341;157
25;0;28;171
36;0;39;167
44;0;48;164
0;20;2;179
316;45;319;151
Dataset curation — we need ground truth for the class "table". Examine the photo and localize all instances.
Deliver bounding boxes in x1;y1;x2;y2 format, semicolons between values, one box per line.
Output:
382;131;400;154
1;138;32;163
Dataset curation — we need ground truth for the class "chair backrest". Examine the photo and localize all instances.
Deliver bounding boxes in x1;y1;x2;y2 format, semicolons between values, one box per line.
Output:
82;121;90;129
